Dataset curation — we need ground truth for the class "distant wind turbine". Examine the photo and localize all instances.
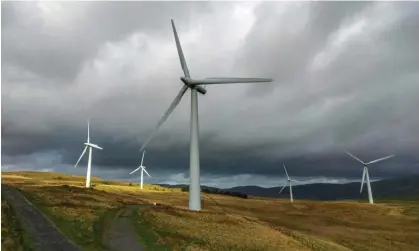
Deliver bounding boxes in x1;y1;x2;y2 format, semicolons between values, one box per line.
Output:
138;19;273;211
345;150;395;204
129;150;151;189
75;119;103;188
278;164;300;203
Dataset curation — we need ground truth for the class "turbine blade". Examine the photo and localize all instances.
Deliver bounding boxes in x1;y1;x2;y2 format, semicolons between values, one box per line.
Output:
283;164;290;179
360;167;366;193
139;85;188;152
171;19;190;77
75;146;88;168
344;150;365;165
192;77;273;85
87;118;90;143
279;186;286;194
140;150;145;166
130;166;142;175
142;167;151;178
90;144;103;150
366;155;395;165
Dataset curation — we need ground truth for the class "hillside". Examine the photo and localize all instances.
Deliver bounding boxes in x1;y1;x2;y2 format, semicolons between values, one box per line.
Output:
2;171;419;251
228;175;419;201
160;175;419;201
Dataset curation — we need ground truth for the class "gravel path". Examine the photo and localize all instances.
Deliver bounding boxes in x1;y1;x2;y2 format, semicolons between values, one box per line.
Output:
104;205;148;251
1;185;81;251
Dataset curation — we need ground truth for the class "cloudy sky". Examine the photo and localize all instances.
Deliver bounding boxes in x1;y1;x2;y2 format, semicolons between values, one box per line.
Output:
2;2;419;188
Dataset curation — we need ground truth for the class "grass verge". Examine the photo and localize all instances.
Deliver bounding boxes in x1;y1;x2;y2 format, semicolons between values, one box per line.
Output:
130;206;173;251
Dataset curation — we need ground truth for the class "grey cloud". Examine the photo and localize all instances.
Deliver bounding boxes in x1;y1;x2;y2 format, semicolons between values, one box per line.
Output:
230;2;419;153
234;1;373;93
2;2;419;184
1;1;211;80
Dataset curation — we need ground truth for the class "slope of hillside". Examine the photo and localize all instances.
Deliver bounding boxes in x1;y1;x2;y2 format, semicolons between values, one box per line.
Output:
2;171;419;251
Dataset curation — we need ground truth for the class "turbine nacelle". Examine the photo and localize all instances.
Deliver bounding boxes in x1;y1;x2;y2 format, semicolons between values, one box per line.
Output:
84;142;103;150
180;77;207;95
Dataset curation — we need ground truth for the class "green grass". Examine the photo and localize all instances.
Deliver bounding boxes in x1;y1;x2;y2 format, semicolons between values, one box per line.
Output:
93;208;120;250
129;206;173;251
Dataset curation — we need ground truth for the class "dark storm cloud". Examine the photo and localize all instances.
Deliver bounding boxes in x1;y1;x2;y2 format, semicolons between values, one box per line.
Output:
1;1;211;80
231;2;419;153
2;2;419;183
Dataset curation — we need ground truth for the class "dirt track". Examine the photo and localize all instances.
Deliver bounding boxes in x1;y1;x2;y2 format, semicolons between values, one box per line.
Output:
2;185;81;251
104;205;146;251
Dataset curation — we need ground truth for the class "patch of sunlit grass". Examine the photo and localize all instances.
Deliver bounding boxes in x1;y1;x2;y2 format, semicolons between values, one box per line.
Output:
138;206;352;251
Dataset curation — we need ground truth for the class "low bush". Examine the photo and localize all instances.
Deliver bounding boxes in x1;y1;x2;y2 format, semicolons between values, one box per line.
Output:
181;187;248;199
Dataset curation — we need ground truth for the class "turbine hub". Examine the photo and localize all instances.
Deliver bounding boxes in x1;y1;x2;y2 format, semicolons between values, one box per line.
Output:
180;77;207;95
180;76;192;85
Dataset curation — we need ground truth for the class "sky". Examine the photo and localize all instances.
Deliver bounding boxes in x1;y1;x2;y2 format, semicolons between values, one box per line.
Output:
1;2;419;189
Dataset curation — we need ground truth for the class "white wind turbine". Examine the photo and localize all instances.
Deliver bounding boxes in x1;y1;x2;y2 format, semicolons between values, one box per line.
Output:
278;164;300;203
345;150;394;204
129;150;151;189
74;119;103;188
138;19;273;211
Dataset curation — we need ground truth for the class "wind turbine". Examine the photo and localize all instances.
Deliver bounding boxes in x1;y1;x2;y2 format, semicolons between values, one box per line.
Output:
278;164;300;203
129;150;151;189
138;19;273;211
75;119;103;188
345;150;394;204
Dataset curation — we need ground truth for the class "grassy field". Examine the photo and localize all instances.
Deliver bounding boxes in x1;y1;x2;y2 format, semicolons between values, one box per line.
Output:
2;171;419;251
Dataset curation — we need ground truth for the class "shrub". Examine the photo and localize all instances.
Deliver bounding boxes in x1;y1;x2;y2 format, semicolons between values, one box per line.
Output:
181;186;247;199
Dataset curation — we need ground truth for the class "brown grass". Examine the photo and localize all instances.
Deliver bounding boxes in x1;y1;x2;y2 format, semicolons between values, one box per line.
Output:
2;171;419;251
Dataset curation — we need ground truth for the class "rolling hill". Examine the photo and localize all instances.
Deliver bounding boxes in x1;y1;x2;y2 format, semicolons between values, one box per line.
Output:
160;175;419;201
2;171;419;251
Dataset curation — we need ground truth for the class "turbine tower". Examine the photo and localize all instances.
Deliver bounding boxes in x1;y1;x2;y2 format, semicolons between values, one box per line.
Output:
75;119;103;188
278;164;300;203
345;150;394;204
138;19;273;211
129;150;151;189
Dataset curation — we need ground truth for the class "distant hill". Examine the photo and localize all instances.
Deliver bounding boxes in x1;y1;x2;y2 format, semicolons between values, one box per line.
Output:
229;175;419;201
158;184;214;190
159;175;419;201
